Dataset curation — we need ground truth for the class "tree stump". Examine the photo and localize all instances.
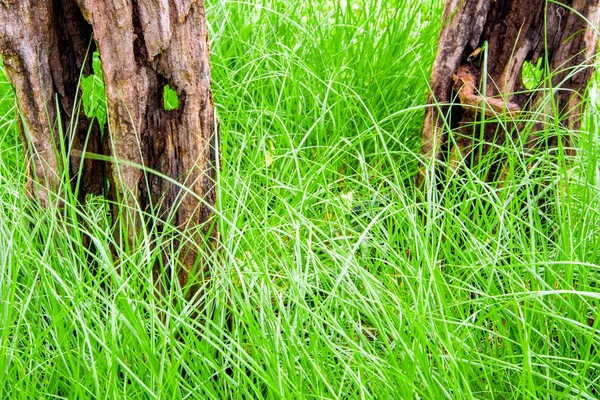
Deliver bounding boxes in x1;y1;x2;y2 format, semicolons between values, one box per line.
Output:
419;0;600;185
0;0;103;205
0;0;218;291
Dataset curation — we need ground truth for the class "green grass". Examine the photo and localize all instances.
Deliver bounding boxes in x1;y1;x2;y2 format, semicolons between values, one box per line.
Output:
1;0;600;398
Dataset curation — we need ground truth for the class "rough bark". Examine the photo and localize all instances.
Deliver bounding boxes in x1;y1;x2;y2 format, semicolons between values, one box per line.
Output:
0;0;218;291
0;0;103;206
76;0;218;287
419;0;600;185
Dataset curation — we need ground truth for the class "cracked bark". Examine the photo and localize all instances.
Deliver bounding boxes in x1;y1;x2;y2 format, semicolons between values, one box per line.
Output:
0;0;218;293
0;0;102;206
418;0;599;185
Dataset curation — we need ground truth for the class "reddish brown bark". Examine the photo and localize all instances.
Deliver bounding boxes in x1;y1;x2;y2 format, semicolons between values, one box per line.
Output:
0;0;218;291
419;0;600;184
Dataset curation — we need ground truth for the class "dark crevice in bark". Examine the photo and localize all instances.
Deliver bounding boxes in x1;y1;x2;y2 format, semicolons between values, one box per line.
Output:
131;0;149;67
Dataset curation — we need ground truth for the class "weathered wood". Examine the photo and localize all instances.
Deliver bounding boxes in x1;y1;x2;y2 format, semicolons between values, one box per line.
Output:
0;0;218;291
419;0;600;184
75;0;218;286
0;0;102;206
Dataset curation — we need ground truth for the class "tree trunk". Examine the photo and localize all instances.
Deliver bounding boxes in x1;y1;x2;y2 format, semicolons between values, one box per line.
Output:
0;0;218;291
419;0;600;185
0;0;103;206
76;0;219;288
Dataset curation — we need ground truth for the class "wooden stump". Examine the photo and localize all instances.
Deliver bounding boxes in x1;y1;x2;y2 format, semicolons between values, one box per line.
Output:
419;0;600;185
0;0;218;291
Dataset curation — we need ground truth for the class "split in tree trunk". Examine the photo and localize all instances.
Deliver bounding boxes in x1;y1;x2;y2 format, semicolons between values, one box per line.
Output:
418;0;600;185
0;0;218;294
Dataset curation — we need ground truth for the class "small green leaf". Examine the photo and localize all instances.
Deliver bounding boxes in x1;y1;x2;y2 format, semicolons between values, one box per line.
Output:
81;51;107;133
